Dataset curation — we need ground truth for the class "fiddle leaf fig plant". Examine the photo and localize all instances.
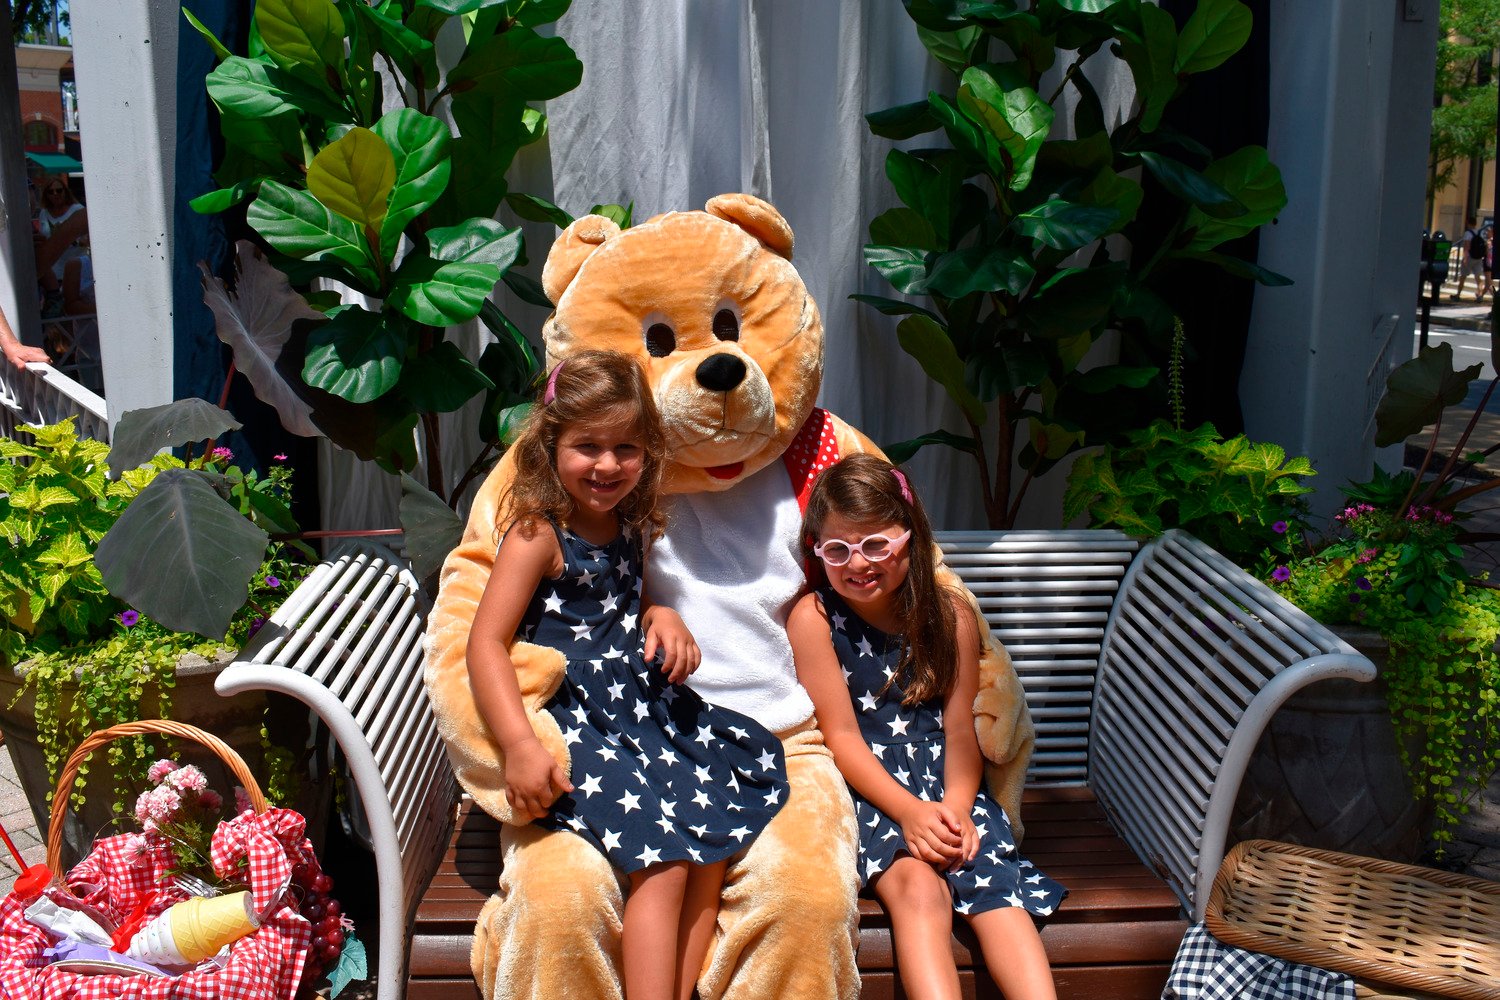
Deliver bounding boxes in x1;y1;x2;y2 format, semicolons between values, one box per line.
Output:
861;0;1289;528
183;0;593;499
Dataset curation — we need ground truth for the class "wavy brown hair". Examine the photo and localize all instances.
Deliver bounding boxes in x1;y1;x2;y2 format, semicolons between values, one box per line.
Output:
801;454;962;705
497;350;667;541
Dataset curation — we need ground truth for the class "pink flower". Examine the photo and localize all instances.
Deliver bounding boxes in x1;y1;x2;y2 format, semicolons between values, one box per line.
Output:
234;787;253;816
273;453;288;462
199;789;223;812
211;446;233;461
1355;548;1379;564
165;764;208;794
147;759;179;784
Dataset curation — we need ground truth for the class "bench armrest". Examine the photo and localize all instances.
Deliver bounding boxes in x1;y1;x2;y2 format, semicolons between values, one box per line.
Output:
216;541;456;1000
1091;530;1375;921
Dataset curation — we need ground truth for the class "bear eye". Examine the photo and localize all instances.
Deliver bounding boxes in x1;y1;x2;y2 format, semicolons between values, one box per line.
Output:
645;323;676;357
712;309;740;342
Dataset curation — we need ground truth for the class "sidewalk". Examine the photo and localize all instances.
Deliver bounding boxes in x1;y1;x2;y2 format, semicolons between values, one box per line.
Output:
0;741;46;870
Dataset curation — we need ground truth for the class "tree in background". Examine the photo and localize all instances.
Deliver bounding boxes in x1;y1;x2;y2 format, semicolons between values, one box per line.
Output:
8;0;68;45
1429;0;1498;202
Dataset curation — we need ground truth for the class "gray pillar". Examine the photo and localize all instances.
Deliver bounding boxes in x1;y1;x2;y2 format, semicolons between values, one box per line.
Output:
70;0;180;426
0;4;41;349
1242;0;1441;516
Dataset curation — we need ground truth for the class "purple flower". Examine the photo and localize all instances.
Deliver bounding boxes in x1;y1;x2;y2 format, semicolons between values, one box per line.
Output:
265;575;280;589
119;609;140;628
248;616;266;638
273;453;288;462
1355;548;1378;565
211;446;233;461
1271;566;1291;583
1271;521;1288;534
1355;577;1372;591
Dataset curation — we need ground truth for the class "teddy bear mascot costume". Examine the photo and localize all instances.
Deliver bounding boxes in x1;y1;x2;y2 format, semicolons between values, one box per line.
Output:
424;193;1035;1000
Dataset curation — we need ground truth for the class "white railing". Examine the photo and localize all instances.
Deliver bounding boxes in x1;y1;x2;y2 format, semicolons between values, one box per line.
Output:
0;360;108;442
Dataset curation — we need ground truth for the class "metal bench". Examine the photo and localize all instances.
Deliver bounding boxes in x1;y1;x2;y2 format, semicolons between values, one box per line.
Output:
217;529;1375;999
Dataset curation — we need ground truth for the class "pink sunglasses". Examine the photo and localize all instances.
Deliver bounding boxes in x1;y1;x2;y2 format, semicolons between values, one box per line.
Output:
813;530;911;567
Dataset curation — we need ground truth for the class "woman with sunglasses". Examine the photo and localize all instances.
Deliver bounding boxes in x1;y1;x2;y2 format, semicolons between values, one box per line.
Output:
787;454;1064;999
35;175;92;317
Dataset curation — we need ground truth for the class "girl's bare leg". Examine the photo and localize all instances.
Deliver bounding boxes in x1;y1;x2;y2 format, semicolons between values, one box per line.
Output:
625;861;691;1000
872;856;960;1000
966;906;1057;1000
675;860;726;1000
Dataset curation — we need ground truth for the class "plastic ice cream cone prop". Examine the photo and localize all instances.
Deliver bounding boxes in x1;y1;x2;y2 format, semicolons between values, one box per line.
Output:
125;891;259;965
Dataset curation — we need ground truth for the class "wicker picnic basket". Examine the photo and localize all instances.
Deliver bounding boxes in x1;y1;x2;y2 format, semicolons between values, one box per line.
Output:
1204;839;1500;1000
0;719;318;1000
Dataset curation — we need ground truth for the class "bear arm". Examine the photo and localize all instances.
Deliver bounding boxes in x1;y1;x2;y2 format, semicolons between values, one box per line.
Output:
424;451;570;826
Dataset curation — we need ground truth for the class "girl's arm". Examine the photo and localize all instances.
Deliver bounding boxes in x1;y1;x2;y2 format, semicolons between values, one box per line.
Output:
941;594;985;863
466;525;573;821
639;558;701;684
788;593;961;864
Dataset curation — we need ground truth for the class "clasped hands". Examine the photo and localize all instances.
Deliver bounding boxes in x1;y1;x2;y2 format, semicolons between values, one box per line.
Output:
898;798;980;870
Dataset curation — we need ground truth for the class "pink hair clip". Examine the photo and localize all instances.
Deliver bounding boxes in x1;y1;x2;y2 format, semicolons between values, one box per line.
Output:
891;468;913;504
543;360;566;404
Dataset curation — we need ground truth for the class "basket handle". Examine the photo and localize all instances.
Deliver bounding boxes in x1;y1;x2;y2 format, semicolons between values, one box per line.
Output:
47;719;268;877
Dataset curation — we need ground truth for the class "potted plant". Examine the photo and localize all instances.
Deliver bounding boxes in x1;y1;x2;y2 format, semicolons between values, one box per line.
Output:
858;0;1289;527
0;415;310;861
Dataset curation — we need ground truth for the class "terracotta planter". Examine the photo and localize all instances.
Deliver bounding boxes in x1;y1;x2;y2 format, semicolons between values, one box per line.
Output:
0;648;324;868
1230;626;1429;861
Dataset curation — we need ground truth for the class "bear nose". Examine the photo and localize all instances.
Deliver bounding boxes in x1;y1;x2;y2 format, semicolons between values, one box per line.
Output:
696;353;746;392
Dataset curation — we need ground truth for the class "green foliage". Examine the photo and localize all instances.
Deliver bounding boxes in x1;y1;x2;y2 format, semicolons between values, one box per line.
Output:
1276;505;1500;847
1062;420;1312;576
184;0;574;487
1429;0;1499;196
861;0;1288;527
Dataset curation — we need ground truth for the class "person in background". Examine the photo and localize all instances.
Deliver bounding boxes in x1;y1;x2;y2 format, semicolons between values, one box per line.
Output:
1453;216;1488;302
34;176;93;317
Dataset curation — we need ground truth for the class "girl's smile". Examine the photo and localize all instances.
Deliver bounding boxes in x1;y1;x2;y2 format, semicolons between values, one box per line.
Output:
556;418;645;529
817;512;911;620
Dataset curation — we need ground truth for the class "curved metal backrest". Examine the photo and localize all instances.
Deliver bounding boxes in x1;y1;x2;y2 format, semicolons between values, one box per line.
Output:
217;540;455;999
1091;530;1375;919
937;529;1138;784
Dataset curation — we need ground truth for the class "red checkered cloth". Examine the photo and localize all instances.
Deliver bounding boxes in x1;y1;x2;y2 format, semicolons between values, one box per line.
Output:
0;808;317;999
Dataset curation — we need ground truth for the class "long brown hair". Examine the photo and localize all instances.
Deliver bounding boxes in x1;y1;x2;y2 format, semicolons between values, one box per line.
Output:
801;454;959;705
498;349;667;540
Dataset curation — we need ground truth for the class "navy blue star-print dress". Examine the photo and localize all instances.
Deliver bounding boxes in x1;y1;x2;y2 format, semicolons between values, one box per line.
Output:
519;522;788;873
817;587;1066;919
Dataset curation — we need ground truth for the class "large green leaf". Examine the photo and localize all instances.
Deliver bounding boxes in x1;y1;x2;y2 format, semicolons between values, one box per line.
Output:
1175;0;1252;75
1183;250;1293;286
866;101;942;140
399;473;465;581
478;302;541;394
884;150;962;242
1011;200;1118;252
505;192;573;228
247;180;377;287
374;109;452;262
108;400;242;475
215;107;304;176
884;429;981;464
957;64;1053;190
441;88;526;223
303;306;407;403
1078;167;1143;234
966;343;1047;398
307;127;395;232
927;93;998;180
256;0;345;75
896;315;986;424
1373;343;1482;447
1183;146;1287;251
1117;2;1177;132
917;24;982;73
398;341;495;413
1137;152;1245;217
1069;364;1159;393
869;208;942;251
182;7;233;61
448;27;582;102
189;177;263;215
849;294;941;322
387;254;502;326
94;469;270;639
355;2;438;89
429;218;524;268
502;269;552;307
501;0;574;28
925;246;1035;299
864;245;931;296
205;55;349;125
1024;265;1124;339
200;242;324;438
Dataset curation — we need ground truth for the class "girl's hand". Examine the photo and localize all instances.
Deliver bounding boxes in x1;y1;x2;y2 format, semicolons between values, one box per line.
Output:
944;807;981;871
898;799;964;865
643;607;702;684
504;737;573;821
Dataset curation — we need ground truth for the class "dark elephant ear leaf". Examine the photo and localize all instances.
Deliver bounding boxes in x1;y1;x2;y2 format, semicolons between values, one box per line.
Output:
108;399;242;475
1373;343;1482;447
95;468;269;639
201;240;326;438
399;472;464;580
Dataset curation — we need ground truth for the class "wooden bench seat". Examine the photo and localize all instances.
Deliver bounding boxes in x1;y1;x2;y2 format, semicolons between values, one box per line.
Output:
216;529;1376;1000
409;787;1188;998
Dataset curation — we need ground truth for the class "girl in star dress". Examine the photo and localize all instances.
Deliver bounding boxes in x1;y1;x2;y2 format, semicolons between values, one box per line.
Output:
787;454;1065;1000
466;350;787;1000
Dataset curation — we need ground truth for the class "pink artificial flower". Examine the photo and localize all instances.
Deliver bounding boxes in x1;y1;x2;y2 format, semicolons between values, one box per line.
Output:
211;446;233;461
147;759;179;784
234;786;253;816
164;764;208;794
1355;548;1379;564
273;453;288;462
199;788;223;812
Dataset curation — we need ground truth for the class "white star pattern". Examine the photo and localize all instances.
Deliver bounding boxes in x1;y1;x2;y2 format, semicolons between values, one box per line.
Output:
616;557;631;579
638;845;661;866
888;718;910;737
620;612;637;633
858;693;879;713
756;749;777;771
601;829;622;851
600;592;619;614
563;727;583;746
606;681;625;700
694;764;713;782
831;612;846;631
729;826;752;843
577;774;603;797
543;593;565;614
569;621;592;643
857;636;874;658
729;726;750;741
693;789;712;809
619;791;641;813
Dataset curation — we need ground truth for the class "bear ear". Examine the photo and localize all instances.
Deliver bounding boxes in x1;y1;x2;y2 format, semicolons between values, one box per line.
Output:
705;193;794;261
542;215;622;305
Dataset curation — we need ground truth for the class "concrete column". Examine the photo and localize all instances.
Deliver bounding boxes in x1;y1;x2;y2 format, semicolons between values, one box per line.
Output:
70;0;180;427
1241;0;1441;516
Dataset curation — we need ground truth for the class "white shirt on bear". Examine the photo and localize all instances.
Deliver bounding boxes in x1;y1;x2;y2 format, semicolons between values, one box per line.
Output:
645;461;816;733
